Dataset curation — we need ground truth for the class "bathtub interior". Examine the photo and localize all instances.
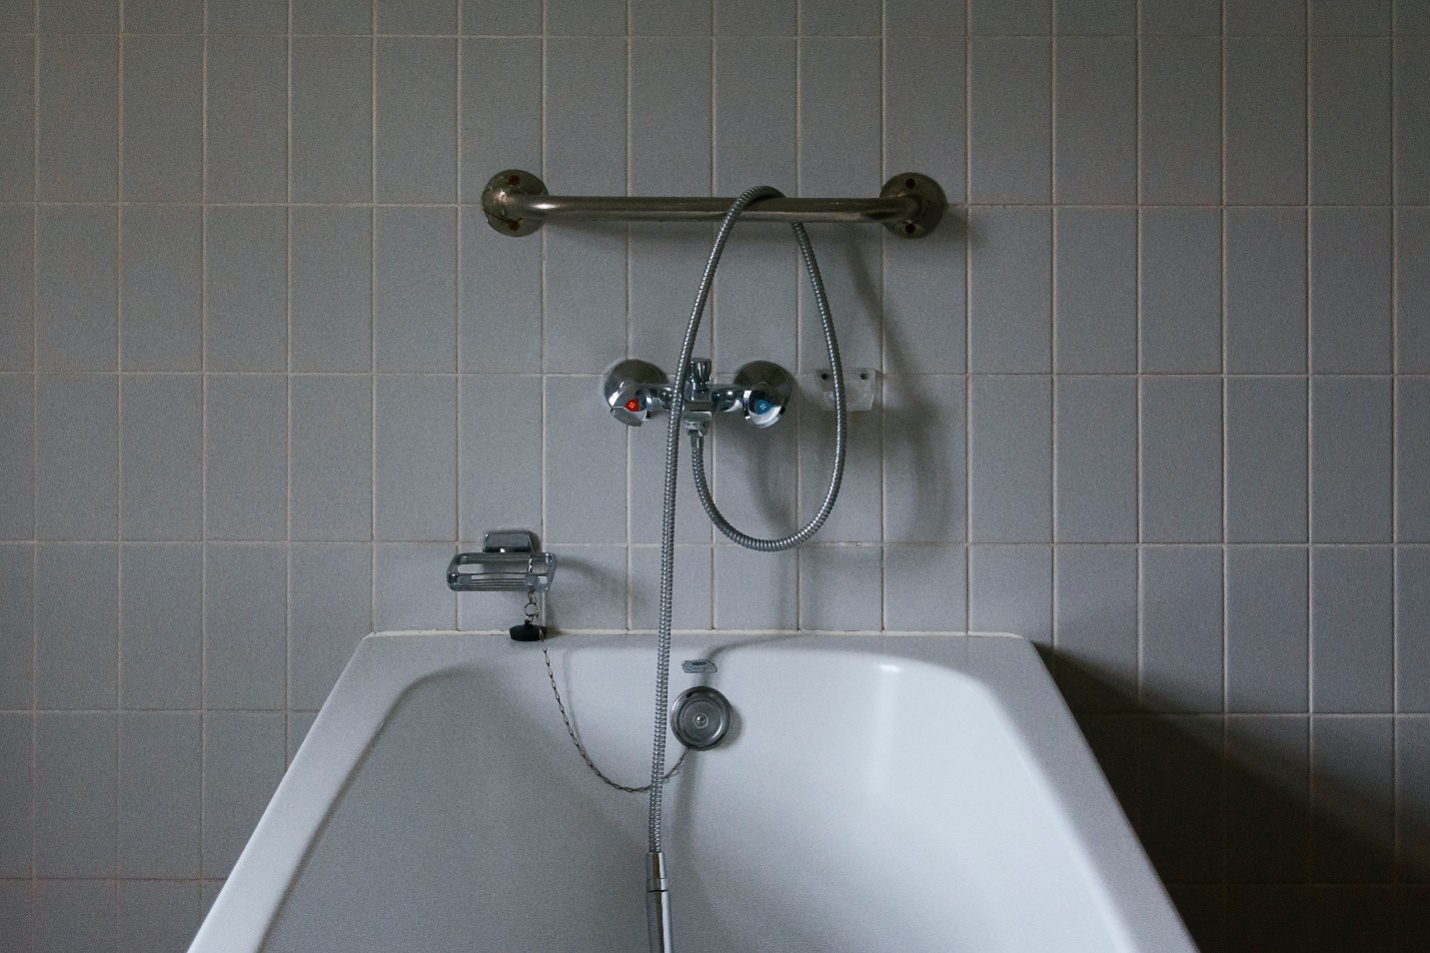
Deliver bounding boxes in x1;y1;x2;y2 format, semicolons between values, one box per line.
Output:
252;634;1165;953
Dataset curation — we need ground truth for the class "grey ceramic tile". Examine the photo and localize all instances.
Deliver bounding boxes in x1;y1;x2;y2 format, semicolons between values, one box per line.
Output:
121;375;201;540
1141;377;1222;543
119;543;201;710
546;0;624;34
627;230;712;396
1139;715;1225;883
0;884;28;953
631;0;712;33
1140;208;1221;373
0;37;33;203
544;545;626;630
701;402;797;546
376;39;456;203
1401;0;1430;32
1311;546;1393;712
1165;887;1222;953
374;543;457;630
798;545;882;631
120;207;201;372
544;376;625;544
295;0;370;32
1225;715;1309;882
117;881;201;953
40;0;116;31
1402;719;1430;880
1140;37;1221;204
713;39;796;193
1312;0;1390;33
37;36;116;202
205;207;286;373
459;210;540;374
462;0;539;32
374;375;456;541
205;375;286;540
1077;712;1140;826
1226;377;1308;542
292;37;372;202
0;0;31;30
124;0;201;32
799;38;880;197
714;546;798;629
968;544;1052;644
35;712;115;877
291;208;371;373
1055;376;1136;543
458;376;542;542
1225;38;1307;204
1310;39;1393;204
631;546;712;631
290;543;371;709
1054;38;1135;204
288;711;317;762
1402;210;1430;373
797;230;882;374
969;38;1051;203
799;0;880;34
36;374;117;540
1227;0;1306;33
630;38;710;196
1054;208;1136;372
970;0;1049;33
204;543;285;710
121;36;200;202
1399;41;1430;203
1142;0;1219;32
36;207;117;372
118;713;199;878
460;38;541;202
1225;208;1307;373
884;376;966;543
0;206;32;371
1227;547;1309;711
969;376;1052;543
206;36;287;203
546;38;624;194
714;0;796;34
377;0;455;32
1401;886;1430;947
799;374;882;543
542;221;626;375
1395;380;1430;540
1142;547;1223;712
0;546;31;708
1310;208;1392;373
1400;549;1430;711
1054;545;1138;711
1054;0;1133;33
35;879;115;953
207;0;287;33
0;713;28;877
886;39;966;203
0;376;32;540
291;376;372;541
1311;377;1392;543
1311;716;1395;881
884;545;967;632
883;230;966;377
288;378;372;540
201;881;223;917
202;711;285;878
1305;887;1395;949
968;208;1051;373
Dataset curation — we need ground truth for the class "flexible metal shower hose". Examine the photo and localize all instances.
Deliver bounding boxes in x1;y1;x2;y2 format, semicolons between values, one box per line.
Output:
647;186;848;856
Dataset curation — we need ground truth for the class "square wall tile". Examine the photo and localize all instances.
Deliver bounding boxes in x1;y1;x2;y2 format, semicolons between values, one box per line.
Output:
120;207;202;372
208;0;287;33
37;36;116;202
0;884;28;951
544;376;626;545
1310;208;1392;373
1054;0;1134;33
1400;719;1430;880
460;38;541;200
1399;41;1430;203
1054;545;1138;712
545;38;624;195
1311;377;1392;543
36;374;117;541
544;545;627;631
1227;547;1309;712
1141;377;1222;543
1141;546;1223;713
969;208;1051;373
121;375;202;541
37;207;117;373
800;0;881;35
291;544;372;709
205;207;287;373
0;545;31;709
202;711;285;878
1226;377;1307;542
631;0;713;33
292;208;372;374
36;879;114;953
0;713;29;877
0;376;33;540
886;38;966;203
120;543;201;710
543;224;626;375
1311;546;1393;712
375;38;457;203
713;38;796;193
0;37;34;203
377;0;455;34
205;375;286;541
1401;210;1430;372
459;376;542;543
1054;208;1136;372
118;713;200;879
121;36;201;202
800;379;882;543
465;0;542;32
1312;0;1390;33
1400;380;1430;541
970;376;1051;543
123;0;201;32
374;375;456;541
546;0;624;35
799;545;881;631
35;712;115;877
884;545;967;632
799;39;880;197
117;881;200;953
969;38;1051;203
1399;549;1430;711
884;376;965;543
1053;38;1135;204
204;543;286;710
1054;376;1136;543
374;543;456;631
969;544;1052;645
1228;0;1306;34
206;36;287;203
714;546;797;630
970;0;1049;34
629;38;711;197
0;206;33;371
631;546;712;631
291;375;372;542
292;37;373;203
460;209;541;374
35;543;116;710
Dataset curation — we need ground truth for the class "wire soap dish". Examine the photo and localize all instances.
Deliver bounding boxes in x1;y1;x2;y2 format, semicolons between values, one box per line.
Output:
446;529;556;593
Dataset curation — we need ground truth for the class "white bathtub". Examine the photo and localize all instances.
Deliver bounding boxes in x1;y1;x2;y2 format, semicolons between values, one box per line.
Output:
190;631;1196;953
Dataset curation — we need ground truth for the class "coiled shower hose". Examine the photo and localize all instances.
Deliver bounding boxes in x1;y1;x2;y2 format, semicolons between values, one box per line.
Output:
647;186;848;858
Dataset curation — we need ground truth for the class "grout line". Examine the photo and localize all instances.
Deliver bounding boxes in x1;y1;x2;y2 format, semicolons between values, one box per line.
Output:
282;0;294;758
29;0;38;932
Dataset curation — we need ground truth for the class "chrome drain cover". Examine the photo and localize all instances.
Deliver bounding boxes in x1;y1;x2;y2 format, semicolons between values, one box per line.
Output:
670;686;733;750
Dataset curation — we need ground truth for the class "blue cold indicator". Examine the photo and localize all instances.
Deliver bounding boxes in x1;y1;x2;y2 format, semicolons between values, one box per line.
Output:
752;398;771;414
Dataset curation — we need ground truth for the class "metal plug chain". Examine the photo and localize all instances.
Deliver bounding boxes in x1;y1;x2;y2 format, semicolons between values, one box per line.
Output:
532;587;688;795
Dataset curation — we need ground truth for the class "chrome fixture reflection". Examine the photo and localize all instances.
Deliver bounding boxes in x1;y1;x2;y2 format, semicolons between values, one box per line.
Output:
604;358;794;430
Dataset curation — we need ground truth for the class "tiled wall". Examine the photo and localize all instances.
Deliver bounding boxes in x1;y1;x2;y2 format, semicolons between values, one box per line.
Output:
0;0;1428;950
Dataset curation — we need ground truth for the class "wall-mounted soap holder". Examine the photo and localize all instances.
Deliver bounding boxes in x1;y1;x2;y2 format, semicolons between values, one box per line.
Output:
815;368;877;412
447;530;555;593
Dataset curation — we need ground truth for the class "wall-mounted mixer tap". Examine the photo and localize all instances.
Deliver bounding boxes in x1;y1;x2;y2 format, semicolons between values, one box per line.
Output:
603;358;794;431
